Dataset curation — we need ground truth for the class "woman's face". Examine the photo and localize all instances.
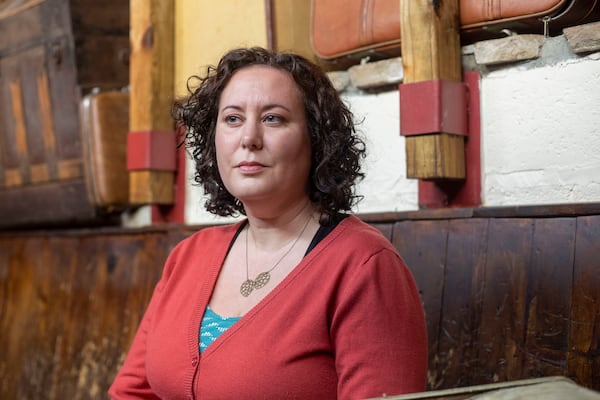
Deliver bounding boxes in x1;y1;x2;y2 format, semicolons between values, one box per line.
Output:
215;65;312;212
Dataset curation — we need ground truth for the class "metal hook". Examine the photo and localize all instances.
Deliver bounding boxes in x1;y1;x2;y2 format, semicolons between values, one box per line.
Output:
542;16;551;38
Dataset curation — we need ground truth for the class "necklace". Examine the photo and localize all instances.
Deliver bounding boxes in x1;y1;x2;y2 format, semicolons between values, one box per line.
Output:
240;213;312;297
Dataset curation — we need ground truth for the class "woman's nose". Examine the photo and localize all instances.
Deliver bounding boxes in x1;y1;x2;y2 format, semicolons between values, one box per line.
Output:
240;123;263;150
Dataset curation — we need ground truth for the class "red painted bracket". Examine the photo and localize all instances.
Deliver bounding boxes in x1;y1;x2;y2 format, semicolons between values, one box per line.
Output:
151;142;186;224
399;79;468;136
399;71;482;208
127;130;177;171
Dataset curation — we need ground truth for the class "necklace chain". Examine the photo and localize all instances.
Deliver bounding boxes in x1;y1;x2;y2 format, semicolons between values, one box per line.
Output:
240;213;312;297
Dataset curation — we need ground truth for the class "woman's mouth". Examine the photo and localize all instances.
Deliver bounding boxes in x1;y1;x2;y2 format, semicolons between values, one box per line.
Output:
237;161;265;173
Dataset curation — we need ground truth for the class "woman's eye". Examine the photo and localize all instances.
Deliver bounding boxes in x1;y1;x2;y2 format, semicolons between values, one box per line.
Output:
225;115;241;124
263;114;283;124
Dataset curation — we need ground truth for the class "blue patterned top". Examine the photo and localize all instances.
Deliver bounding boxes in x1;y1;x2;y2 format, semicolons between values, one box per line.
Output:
199;306;241;352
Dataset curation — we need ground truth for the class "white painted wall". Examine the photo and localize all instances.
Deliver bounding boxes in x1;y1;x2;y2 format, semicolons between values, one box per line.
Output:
482;50;600;206
344;91;418;214
177;36;600;225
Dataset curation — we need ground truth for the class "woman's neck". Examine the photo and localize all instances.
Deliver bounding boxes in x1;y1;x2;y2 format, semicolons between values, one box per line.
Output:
244;200;317;252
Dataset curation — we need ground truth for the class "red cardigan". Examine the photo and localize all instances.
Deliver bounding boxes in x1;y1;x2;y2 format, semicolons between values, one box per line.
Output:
109;215;427;399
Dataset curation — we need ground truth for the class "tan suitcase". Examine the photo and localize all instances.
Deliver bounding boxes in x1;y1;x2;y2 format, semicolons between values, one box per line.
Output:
80;90;130;210
310;0;600;62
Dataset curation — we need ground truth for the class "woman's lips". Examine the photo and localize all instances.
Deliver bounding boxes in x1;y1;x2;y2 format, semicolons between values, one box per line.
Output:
237;161;265;173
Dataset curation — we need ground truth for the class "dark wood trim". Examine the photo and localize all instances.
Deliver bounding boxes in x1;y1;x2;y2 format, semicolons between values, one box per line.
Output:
0;220;196;237
0;179;104;229
3;202;600;236
265;0;275;50
358;202;600;223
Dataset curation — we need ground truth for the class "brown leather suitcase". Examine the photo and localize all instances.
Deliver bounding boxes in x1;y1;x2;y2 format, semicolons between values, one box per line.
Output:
80;90;130;210
310;0;600;62
0;0;129;228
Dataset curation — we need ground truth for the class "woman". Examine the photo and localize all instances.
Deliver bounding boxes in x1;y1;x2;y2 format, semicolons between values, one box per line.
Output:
109;47;427;399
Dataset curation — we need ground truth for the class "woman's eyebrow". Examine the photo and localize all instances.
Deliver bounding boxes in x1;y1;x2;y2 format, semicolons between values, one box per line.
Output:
220;103;292;113
262;103;291;112
220;105;243;113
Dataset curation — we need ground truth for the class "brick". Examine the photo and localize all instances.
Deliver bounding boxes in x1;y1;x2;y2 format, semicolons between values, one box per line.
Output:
348;57;404;89
326;71;350;92
474;34;544;65
564;21;600;54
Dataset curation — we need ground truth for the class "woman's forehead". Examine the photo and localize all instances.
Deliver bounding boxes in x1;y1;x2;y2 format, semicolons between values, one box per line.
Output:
219;66;302;106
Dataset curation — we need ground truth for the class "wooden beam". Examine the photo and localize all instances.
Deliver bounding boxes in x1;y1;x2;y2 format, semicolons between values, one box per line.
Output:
266;0;319;63
400;0;465;180
129;0;175;204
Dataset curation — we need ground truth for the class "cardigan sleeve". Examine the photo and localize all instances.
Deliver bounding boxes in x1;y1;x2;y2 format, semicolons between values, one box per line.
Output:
108;269;170;400
331;247;428;400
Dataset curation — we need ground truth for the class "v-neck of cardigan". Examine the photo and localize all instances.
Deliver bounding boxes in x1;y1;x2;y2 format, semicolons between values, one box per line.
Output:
195;215;351;359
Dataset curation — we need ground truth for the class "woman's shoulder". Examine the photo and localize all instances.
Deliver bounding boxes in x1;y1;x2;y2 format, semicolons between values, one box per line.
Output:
164;221;244;265
311;215;400;265
334;215;394;249
316;215;411;286
182;221;243;246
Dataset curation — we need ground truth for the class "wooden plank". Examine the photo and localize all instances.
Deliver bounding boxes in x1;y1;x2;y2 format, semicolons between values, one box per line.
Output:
476;218;533;383
46;36;82;162
405;133;466;179
129;0;174;137
37;69;58;180
0;230;177;399
8;76;28;185
473;203;600;218
400;0;465;179
69;0;130;90
0;179;100;228
523;218;576;378
129;170;174;205
400;0;462;83
392;219;449;389
435;218;488;389
360;203;600;224
73;35;130;90
568;215;600;391
57;158;83;180
129;0;175;204
0;5;81;188
0;236;49;396
19;45;47;174
70;0;130;32
0;0;45;54
267;0;317;63
374;377;596;400
0;55;7;187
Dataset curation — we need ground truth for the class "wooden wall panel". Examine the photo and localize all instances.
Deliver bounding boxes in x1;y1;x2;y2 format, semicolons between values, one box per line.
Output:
568;215;600;388
1;214;599;398
393;219;449;387
476;218;533;383
0;228;195;399
434;218;488;389
371;222;393;241
524;218;576;378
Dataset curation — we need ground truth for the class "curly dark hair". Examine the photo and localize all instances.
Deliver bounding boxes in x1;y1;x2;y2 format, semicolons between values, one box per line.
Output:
172;47;366;224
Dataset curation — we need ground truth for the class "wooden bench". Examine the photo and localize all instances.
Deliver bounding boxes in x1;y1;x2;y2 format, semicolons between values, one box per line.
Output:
1;205;599;398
